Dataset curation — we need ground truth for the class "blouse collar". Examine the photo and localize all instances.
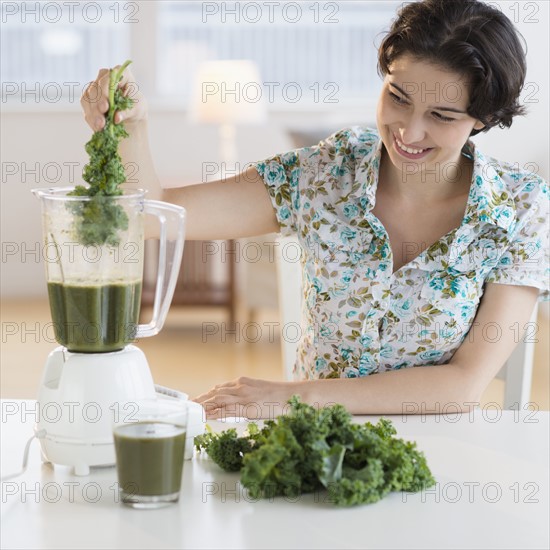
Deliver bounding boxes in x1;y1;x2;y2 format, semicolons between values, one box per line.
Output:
360;134;517;234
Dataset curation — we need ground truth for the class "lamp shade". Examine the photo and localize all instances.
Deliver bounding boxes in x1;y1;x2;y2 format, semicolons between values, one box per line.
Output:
189;60;268;125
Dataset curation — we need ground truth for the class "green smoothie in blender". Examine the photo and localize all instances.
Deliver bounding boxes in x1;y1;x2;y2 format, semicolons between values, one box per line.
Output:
48;281;142;353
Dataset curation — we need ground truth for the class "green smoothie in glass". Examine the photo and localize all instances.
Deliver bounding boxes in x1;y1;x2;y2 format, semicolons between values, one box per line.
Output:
113;399;188;509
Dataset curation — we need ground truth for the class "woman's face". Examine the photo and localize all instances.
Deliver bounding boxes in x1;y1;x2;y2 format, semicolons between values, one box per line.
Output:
376;54;485;182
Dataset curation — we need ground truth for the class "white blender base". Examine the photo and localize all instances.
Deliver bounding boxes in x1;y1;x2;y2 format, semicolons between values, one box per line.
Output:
36;345;204;475
38;437;115;476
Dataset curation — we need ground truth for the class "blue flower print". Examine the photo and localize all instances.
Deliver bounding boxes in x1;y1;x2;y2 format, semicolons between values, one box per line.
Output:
360;334;373;348
449;277;470;298
349;251;363;265
392;361;411;370
340;227;356;242
457;302;476;321
393;298;413;319
343;204;359;219
281;151;298;165
498;253;513;266
429;277;445;291
252;126;549;380
341;270;353;285
476;195;489;210
265;163;286;185
279;205;291;220
358;353;377;376
315;357;327;372
522;180;535;192
339;345;353;361
477;239;498;266
439;325;461;343
419;349;444;361
331;164;346;178
312;277;322;292
290;167;300;188
493;204;513;225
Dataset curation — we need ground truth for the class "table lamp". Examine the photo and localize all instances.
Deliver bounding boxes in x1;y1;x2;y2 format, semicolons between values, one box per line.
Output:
188;60;269;325
189;59;268;178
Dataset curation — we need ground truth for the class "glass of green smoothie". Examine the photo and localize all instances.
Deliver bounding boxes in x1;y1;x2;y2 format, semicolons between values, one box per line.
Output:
113;398;188;509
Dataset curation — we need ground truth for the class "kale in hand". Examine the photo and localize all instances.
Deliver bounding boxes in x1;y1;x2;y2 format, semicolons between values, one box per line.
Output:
69;60;134;246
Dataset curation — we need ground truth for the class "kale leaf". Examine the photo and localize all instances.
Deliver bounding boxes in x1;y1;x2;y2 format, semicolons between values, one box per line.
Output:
194;424;263;472
69;60;134;246
194;396;436;507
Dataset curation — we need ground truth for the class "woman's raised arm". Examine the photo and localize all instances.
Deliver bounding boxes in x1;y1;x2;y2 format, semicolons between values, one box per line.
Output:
81;65;279;240
162;167;279;240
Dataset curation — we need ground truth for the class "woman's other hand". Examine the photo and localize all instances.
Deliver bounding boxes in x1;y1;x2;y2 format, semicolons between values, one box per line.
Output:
193;377;296;420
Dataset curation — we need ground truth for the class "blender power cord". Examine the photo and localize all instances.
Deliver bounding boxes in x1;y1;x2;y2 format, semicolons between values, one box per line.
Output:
1;429;46;481
1;390;186;482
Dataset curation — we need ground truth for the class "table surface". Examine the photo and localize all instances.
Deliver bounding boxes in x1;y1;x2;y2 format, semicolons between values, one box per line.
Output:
1;400;549;550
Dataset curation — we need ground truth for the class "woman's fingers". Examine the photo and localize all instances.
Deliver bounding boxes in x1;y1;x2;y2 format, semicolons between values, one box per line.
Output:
81;65;144;132
191;377;289;419
193;387;238;405
193;377;254;402
80;69;109;131
192;382;250;417
196;395;242;419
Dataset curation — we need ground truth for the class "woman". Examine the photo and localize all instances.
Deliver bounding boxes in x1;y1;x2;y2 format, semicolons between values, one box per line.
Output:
82;0;548;417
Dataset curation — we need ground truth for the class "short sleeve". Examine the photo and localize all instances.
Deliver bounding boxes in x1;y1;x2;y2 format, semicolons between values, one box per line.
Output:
253;148;303;237
485;176;550;302
252;127;370;237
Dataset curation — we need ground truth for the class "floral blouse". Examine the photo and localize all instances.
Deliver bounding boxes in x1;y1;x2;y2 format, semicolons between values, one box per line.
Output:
254;127;550;380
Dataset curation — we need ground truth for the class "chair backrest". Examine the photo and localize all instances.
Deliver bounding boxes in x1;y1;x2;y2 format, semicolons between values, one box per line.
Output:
275;235;537;408
275;236;303;381
494;302;538;410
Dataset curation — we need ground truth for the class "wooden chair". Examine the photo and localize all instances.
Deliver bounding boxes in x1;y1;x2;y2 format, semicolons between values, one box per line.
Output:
275;235;539;409
143;239;237;325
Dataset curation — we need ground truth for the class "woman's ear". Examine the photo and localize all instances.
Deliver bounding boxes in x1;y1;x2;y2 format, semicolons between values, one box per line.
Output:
473;120;485;131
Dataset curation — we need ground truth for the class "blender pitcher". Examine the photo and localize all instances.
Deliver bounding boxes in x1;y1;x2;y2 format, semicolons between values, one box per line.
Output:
32;188;185;352
31;188;201;476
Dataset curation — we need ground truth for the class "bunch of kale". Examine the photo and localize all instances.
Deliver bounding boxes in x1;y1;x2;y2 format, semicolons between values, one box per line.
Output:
69;60;134;246
194;397;435;506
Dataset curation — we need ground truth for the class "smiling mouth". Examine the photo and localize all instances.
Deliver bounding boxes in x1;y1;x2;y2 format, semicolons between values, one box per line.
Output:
392;134;434;158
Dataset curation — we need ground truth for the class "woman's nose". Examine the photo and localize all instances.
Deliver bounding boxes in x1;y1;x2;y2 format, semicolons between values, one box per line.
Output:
399;115;427;146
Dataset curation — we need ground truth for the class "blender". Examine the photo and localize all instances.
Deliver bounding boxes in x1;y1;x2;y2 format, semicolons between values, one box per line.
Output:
32;187;204;475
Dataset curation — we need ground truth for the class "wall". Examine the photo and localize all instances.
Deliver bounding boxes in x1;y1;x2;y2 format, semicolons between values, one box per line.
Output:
2;2;548;304
0;105;376;299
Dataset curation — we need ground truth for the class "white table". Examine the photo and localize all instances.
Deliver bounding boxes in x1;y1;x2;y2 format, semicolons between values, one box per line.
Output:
1;400;548;550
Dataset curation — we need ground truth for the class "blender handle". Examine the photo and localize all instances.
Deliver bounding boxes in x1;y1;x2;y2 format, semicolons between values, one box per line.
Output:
136;200;186;338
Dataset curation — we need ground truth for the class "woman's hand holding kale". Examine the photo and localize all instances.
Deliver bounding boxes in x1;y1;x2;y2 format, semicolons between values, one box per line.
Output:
81;62;147;133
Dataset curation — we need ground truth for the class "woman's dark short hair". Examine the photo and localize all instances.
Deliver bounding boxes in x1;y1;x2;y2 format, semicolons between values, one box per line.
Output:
378;0;527;135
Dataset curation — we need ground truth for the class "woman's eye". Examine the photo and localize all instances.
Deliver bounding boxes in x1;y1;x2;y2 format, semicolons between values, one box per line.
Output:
389;91;407;105
388;90;456;122
432;111;456;123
